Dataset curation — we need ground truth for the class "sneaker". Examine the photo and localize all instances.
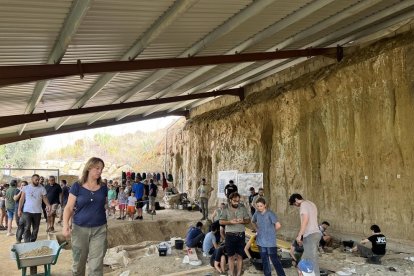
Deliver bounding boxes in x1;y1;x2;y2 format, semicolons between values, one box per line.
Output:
6;232;14;236
139;216;143;220
116;217;122;220
128;218;132;221
50;227;55;232
202;252;208;257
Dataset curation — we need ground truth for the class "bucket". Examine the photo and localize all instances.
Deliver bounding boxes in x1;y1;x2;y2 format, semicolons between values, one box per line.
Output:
175;239;184;250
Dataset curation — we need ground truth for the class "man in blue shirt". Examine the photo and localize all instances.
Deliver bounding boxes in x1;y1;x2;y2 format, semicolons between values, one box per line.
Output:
132;176;144;220
185;221;204;248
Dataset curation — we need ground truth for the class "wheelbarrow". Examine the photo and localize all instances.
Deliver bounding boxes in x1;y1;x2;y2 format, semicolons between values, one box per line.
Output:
11;240;67;276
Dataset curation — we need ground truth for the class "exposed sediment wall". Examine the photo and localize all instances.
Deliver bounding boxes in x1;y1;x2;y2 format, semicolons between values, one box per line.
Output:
167;30;414;244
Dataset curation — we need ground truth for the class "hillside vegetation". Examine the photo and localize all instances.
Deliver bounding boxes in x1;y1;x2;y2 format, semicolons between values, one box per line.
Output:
46;131;166;172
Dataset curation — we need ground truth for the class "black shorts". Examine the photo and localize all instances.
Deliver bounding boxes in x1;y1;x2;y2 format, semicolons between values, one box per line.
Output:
320;237;326;247
135;198;144;209
225;232;245;257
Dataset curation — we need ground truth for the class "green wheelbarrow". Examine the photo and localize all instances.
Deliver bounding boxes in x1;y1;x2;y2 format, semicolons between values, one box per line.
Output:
11;240;67;276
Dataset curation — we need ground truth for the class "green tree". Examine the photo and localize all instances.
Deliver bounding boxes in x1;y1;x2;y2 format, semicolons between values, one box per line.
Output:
0;138;43;168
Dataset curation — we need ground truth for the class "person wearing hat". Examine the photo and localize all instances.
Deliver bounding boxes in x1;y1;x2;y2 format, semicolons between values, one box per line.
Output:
289;193;320;276
298;259;316;276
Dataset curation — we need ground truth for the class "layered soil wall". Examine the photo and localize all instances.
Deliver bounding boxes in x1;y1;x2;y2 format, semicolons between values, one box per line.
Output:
167;30;414;243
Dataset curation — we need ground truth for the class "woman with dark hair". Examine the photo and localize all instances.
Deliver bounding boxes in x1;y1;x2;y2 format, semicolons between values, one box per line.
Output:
352;224;386;259
63;157;108;276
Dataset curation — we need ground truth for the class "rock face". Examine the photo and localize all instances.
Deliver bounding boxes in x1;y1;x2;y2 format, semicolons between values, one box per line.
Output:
167;31;414;242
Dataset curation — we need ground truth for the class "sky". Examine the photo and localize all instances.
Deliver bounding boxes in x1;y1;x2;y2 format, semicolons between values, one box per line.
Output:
41;116;180;152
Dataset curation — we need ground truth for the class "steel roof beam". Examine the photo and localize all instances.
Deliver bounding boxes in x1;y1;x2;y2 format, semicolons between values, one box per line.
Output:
0;88;243;128
0;48;341;85
88;0;277;124
51;0;197;130
165;0;412;113
18;0;93;135
0;110;188;146
119;0;335;120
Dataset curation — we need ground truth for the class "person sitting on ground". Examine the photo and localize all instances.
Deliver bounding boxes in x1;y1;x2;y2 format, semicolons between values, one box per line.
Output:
210;244;228;275
290;236;304;267
127;192;137;221
244;234;261;260
319;221;332;250
351;224;386;259
185;221;204;248
203;223;220;256
211;203;226;242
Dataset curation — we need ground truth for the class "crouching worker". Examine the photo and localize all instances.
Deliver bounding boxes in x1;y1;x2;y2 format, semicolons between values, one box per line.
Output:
210;244;228;274
244;234;261;260
290;236;304;267
203;223;219;256
185;221;204;248
351;224;386;262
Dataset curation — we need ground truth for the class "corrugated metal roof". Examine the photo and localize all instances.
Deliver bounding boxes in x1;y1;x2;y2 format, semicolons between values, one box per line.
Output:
0;0;413;143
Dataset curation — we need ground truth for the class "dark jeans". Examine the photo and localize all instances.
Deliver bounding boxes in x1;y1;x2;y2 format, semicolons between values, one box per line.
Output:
259;246;286;276
15;211;25;242
186;233;205;248
22;212;41;242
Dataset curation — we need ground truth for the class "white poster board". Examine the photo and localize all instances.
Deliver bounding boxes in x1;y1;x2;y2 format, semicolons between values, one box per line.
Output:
237;173;263;196
217;170;238;198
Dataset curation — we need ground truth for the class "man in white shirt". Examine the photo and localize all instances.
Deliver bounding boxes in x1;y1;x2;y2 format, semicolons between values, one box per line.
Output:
18;174;51;243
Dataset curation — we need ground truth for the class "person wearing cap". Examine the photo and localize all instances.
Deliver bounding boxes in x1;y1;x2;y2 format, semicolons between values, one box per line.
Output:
289;193;320;276
197;178;214;220
298;259;316;276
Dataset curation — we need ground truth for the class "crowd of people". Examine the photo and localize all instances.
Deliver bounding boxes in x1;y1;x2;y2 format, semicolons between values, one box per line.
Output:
0;161;387;276
0;159;169;275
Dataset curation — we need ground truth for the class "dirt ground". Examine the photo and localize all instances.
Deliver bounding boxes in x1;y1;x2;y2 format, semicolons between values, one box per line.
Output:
2;209;414;276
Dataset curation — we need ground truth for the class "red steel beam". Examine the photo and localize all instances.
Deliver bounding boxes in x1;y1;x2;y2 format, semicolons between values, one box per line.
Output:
0;88;244;128
0;47;343;86
0;110;189;145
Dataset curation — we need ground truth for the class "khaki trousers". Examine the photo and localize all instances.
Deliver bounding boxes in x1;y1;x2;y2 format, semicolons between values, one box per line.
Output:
72;224;107;276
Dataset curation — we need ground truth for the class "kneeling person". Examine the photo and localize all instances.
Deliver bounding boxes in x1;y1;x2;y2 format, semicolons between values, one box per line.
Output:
203;223;219;256
210;245;228;274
